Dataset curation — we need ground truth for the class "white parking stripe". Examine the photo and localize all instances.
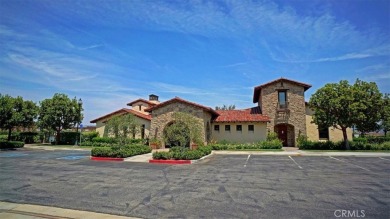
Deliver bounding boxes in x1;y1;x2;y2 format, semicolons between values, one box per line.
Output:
329;156;370;171
244;155;251;167
288;156;302;169
379;157;390;161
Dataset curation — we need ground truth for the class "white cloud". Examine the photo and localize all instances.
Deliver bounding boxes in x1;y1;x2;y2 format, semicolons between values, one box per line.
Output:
147;82;216;95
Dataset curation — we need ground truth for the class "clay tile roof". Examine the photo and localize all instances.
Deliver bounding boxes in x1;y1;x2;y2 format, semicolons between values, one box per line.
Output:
253;77;312;103
127;98;157;106
145;97;219;116
90;108;151;123
214;106;270;122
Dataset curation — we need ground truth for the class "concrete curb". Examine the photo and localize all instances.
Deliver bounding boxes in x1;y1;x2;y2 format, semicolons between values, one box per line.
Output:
0;201;138;219
90;156;124;161
212;150;390;157
24;145;91;151
191;151;215;163
149;159;191;164
149;151;215;164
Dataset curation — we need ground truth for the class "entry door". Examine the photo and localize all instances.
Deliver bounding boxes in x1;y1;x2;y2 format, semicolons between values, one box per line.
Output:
277;125;288;146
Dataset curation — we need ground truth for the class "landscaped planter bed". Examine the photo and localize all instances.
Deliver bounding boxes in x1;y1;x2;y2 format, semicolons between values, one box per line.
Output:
90;144;152;161
90;156;124;161
149;159;191;164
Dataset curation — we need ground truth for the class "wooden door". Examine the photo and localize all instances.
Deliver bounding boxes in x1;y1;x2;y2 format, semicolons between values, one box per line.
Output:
277;125;288;146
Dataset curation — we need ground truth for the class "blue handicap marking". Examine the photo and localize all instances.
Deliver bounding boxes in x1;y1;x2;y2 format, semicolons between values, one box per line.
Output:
0;153;29;158
57;155;88;160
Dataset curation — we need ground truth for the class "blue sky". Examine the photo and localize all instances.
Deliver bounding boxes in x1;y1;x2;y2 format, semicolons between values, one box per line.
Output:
1;0;389;125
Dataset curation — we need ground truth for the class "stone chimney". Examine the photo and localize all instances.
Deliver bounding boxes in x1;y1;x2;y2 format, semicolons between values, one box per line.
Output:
149;94;159;104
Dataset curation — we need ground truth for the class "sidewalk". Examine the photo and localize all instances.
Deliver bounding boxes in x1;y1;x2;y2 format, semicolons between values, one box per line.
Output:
0;201;138;219
124;152;152;162
124;149;169;162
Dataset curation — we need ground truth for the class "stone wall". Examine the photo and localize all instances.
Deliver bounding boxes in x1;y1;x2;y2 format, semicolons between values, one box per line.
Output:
150;102;212;148
260;81;307;146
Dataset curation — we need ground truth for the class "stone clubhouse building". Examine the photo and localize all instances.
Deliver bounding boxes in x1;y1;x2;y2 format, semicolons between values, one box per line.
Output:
91;78;352;147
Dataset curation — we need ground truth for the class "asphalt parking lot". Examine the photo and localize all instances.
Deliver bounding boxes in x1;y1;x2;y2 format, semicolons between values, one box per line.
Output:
0;150;389;218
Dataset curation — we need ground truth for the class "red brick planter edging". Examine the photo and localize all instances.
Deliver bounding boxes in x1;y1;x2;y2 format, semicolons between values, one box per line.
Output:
90;156;124;161
149;159;191;164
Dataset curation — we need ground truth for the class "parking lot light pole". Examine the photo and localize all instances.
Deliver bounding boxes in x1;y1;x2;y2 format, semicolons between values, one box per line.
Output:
78;98;82;146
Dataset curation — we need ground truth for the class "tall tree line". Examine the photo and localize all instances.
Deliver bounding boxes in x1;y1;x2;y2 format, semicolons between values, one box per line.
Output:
0;93;83;144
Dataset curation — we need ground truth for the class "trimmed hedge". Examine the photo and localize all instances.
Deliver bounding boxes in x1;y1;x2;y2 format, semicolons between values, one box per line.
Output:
80;137;146;147
0;132;42;143
354;136;390;144
298;140;390;150
81;132;99;142
79;141;114;147
152;146;212;160
0;141;25;149
210;139;283;150
91;144;151;158
91;137;118;144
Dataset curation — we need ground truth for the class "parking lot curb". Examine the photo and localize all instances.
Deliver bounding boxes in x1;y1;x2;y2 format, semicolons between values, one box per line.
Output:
90;156;124;161
149;151;214;164
149;159;191;164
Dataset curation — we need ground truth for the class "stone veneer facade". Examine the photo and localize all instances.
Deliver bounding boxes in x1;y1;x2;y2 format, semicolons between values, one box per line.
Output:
259;81;307;146
149;102;213;148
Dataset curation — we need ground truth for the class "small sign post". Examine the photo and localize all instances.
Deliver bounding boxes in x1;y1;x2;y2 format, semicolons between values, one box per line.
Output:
79;124;83;145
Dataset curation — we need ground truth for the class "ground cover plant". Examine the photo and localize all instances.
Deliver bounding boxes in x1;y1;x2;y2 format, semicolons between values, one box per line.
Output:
80;137;146;147
297;135;390;150
91;144;151;158
209;132;283;150
0;141;25;149
152;146;212;160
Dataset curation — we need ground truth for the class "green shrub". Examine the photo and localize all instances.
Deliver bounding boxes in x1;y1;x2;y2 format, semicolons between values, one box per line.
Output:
353;137;368;143
127;138;146;144
217;139;233;145
81;132;99;142
299;140;390;150
91;137;118;144
0;141;25;149
259;139;283;149
59;132;80;145
266;132;279;141
79;141;113;147
296;134;308;148
210;144;229;150
91;147;114;157
91;144;152;158
152;146;212;160
298;140;342;150
170;146;189;153
366;136;390;144
0;135;7;141
152;151;173;160
197;145;212;155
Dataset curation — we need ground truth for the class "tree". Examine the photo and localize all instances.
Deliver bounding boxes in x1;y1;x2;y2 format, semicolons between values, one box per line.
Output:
380;94;390;136
215;104;236;110
352;80;383;135
309;79;383;150
166;112;204;146
0;94;38;141
104;113;139;144
38;93;83;144
164;121;190;147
